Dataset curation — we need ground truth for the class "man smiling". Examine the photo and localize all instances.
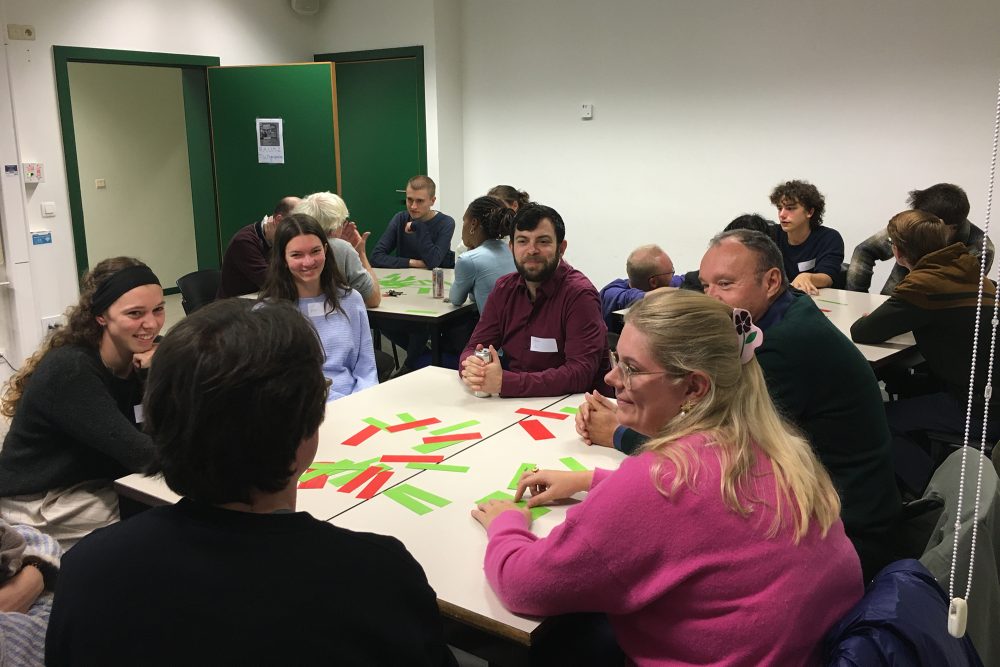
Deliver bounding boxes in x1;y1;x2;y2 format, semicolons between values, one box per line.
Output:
459;204;608;397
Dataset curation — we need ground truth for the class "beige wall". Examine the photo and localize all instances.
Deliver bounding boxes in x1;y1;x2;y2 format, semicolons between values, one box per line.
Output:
68;62;196;288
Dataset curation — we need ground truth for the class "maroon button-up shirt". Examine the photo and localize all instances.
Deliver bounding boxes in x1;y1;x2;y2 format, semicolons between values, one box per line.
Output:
459;261;609;397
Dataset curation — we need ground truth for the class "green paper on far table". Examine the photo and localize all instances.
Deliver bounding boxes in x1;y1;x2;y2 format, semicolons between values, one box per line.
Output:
474;490;551;520
362;417;390;429
406;309;437;315
508;462;537;490
429;420;481;436
406;462;470;472
418;287;430;295
413;439;465;454
559;406;579;415
560;457;588;472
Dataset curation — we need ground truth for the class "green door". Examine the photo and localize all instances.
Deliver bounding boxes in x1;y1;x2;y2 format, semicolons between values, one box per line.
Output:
315;47;427;247
208;63;341;246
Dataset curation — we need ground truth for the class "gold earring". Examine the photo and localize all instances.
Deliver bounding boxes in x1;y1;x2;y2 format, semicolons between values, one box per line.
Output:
679;400;696;417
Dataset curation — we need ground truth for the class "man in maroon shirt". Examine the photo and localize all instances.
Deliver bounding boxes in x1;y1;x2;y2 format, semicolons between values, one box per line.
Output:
459;204;608;397
217;196;300;298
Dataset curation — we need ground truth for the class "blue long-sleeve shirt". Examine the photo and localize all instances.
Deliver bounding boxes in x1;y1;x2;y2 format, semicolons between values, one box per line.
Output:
448;239;516;312
371;211;455;269
298;290;378;400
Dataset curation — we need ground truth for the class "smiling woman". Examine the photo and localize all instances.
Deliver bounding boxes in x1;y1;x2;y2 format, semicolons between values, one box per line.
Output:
0;257;163;549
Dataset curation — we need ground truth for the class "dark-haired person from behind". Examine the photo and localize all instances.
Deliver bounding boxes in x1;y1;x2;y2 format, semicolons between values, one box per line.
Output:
45;299;456;666
851;210;1000;497
846;183;995;294
770;179;844;295
487;184;531;211
450;196;517;313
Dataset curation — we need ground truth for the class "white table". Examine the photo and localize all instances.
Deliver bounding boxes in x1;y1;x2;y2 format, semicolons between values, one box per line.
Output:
372;268;477;364
114;367;621;652
613;288;919;367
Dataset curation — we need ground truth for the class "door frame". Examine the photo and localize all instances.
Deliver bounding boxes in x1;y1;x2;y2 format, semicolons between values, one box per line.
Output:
53;46;221;290
313;46;428;175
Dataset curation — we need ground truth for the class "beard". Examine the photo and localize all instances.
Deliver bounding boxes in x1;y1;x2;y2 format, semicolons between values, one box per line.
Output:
515;252;561;283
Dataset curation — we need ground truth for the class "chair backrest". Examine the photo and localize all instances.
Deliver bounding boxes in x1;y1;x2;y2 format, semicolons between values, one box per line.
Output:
176;269;222;315
823;559;983;666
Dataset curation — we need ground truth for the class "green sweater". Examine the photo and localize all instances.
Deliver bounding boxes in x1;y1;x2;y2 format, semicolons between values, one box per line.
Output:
621;292;900;539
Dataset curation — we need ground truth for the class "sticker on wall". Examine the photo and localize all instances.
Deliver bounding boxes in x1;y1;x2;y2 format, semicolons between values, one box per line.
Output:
4;165;17;177
256;118;284;164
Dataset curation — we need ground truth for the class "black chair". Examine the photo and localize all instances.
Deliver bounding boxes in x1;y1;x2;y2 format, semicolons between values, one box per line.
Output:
374;349;395;383
176;269;221;315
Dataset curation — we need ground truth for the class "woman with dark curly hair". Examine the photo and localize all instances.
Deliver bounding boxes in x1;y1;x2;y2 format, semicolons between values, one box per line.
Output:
0;257;163;548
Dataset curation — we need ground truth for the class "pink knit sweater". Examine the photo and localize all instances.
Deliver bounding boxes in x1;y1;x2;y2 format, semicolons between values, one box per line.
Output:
485;434;863;666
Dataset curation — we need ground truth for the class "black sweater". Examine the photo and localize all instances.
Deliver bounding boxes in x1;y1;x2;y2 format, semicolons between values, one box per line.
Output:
0;345;153;496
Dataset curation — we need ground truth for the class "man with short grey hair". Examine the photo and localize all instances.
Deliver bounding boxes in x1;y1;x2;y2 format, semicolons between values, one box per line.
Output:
599;244;680;330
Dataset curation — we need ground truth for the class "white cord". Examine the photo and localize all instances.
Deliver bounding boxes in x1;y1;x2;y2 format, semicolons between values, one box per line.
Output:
949;75;1000;637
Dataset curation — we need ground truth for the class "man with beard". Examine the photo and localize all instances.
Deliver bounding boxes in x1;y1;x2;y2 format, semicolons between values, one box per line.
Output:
459;203;608;398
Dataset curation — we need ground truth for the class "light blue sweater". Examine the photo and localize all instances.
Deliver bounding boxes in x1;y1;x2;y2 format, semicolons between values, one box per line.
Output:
449;239;516;312
298;290;378;401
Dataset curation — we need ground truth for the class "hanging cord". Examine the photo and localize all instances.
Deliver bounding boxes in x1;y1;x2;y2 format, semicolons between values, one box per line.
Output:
949;75;1000;639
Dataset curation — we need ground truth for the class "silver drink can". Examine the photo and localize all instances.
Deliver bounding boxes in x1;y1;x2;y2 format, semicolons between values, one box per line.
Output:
473;347;492;398
432;268;444;298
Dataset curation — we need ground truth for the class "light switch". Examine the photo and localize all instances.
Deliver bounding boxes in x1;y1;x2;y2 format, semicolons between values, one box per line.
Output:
95;178;106;189
41;201;55;217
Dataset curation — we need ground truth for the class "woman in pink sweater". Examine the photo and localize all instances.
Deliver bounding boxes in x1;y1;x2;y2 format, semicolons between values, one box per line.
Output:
472;289;863;666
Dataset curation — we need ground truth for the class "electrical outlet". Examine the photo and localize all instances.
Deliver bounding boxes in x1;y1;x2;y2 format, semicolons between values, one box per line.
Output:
7;24;35;41
41;315;66;331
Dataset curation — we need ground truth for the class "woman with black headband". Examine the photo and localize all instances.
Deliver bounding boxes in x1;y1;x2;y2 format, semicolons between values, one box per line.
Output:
0;257;163;549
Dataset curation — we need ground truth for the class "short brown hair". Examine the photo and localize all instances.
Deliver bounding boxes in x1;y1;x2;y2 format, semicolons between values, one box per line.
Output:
886;209;950;265
407;175;436;198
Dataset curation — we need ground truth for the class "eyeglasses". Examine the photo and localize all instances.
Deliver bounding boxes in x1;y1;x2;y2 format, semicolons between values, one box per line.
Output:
323;377;333;400
647;271;675;288
609;350;668;390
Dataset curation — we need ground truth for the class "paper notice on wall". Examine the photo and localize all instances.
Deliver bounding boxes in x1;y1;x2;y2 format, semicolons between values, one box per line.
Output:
256;118;284;164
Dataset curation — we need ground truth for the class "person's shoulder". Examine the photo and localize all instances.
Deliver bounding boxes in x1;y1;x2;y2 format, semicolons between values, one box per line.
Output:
339;286;367;309
328;237;353;253
561;262;599;293
813;225;844;243
432;211;455;225
309;521;425;572
37;345;100;378
62;505;174;569
600;277;629;293
493;271;521;291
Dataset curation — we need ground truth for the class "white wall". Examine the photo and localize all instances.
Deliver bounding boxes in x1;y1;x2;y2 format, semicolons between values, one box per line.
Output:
0;0;316;361
69;62;197;287
462;0;1000;289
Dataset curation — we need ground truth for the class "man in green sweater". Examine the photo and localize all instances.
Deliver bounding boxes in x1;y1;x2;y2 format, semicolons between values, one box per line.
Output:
579;230;900;579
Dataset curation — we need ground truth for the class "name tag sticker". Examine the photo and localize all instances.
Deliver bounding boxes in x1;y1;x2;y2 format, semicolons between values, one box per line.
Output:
797;258;817;272
530;336;558;353
307;301;324;317
133;404;144;424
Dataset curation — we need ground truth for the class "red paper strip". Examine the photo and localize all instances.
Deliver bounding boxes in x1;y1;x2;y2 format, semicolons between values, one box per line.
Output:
356;470;393;499
420;432;482;444
515;408;569;421
297;474;328;489
385;417;441;432
342;424;381;447
337;466;382;494
519;419;555;440
379;455;444;463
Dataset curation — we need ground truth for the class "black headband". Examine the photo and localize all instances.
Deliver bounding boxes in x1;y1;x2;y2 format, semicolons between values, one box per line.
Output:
90;265;161;315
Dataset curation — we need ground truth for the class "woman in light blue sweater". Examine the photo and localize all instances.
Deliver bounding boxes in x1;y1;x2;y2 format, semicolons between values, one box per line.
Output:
449;196;517;313
259;214;377;400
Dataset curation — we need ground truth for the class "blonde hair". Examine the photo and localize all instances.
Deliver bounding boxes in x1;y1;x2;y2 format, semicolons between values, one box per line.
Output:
1;257;147;418
626;289;841;542
294;192;349;236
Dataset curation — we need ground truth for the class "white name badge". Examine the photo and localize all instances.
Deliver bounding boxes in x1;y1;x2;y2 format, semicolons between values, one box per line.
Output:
133;404;144;424
530;336;559;353
307;301;325;317
797;258;817;272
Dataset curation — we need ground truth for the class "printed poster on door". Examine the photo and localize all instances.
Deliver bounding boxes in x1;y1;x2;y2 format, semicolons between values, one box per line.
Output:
256;118;284;164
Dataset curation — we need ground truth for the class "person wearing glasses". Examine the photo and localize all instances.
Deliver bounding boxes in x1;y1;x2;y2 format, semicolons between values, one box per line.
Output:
598;244;681;332
578;229;901;580
472;289;863;665
46;300;456;666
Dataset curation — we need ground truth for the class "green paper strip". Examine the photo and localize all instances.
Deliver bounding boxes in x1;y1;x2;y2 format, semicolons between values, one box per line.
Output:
815;298;847;306
429;420;481;436
475;490;550;520
328;462;389;487
508;462;537;490
417;279;432;285
396;413;416;422
559;406;579;415
560;457;587;472
383;486;434;515
299;468;329;483
299;459;357;481
406;462;470;473
362;417;390;429
418;287;430;295
413;439;465;454
405;309;437;315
